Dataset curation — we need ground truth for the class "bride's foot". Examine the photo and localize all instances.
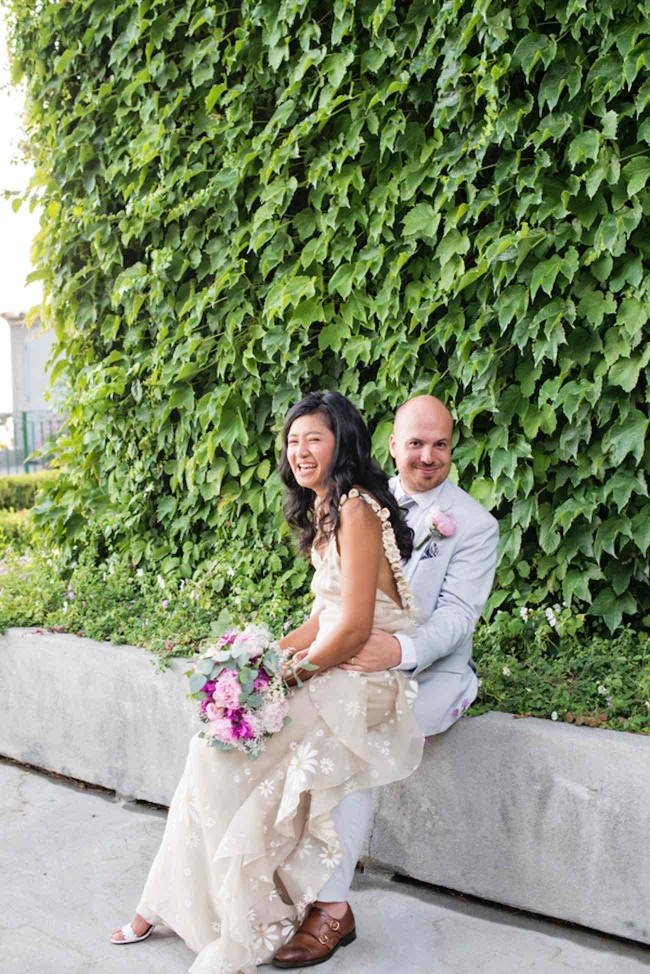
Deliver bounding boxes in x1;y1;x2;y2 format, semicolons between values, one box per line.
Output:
110;912;153;943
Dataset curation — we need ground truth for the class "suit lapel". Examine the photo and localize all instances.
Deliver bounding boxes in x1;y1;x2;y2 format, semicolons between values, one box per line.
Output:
403;480;451;582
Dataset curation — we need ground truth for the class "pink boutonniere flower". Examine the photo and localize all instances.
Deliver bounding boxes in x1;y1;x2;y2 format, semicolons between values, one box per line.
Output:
416;508;457;550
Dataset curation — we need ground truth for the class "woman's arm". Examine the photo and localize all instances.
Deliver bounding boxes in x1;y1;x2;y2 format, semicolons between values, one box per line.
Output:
278;610;322;653
305;497;382;672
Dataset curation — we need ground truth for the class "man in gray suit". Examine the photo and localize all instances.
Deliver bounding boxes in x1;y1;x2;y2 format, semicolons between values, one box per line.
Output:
273;394;499;967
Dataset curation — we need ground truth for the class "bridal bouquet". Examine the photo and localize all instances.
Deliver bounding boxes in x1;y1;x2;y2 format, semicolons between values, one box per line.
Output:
186;623;301;758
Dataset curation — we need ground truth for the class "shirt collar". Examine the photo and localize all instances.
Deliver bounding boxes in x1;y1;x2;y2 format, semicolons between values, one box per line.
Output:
394;475;448;510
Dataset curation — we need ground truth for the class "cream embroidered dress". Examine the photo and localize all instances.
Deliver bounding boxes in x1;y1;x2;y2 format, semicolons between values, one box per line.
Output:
136;491;424;974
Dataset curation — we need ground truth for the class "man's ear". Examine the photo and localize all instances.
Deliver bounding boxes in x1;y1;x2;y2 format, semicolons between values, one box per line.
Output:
388;433;397;459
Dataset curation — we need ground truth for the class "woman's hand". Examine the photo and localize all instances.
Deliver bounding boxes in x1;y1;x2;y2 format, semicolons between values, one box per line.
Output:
282;648;319;687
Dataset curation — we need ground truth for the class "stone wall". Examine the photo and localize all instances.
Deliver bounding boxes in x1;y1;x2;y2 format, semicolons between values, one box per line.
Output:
2;627;648;944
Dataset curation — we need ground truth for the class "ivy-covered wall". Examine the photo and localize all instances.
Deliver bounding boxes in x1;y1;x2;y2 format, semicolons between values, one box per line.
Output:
5;0;649;630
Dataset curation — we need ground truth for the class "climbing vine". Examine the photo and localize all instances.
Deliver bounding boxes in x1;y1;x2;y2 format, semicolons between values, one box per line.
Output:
4;0;649;630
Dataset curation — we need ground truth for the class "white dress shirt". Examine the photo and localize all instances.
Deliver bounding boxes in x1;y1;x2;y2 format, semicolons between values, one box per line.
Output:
391;476;448;671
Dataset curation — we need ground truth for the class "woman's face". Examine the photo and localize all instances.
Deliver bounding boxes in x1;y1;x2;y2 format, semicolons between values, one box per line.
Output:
286;412;336;497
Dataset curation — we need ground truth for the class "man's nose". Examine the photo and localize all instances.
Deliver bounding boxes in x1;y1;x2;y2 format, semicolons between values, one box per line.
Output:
420;446;435;464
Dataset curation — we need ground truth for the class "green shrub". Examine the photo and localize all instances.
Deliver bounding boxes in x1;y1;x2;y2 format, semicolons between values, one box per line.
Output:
0;536;311;664
0;509;34;554
1;543;646;731
473;605;650;734
0;471;58;512
5;0;649;630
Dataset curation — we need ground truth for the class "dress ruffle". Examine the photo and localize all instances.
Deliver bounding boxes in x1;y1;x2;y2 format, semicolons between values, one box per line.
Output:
137;668;422;974
137;500;424;974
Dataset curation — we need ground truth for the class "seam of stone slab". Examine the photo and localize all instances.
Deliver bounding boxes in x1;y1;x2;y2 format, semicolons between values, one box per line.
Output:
386;871;650;953
0;754;169;811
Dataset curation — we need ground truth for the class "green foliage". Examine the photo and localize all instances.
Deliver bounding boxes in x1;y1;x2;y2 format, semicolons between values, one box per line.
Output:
1;543;646;732
473;604;650;734
4;0;649;628
0;509;34;554
0;536;311;663
0;471;57;511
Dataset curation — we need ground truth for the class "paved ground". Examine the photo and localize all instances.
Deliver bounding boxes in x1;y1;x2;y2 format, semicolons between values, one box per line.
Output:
2;757;649;974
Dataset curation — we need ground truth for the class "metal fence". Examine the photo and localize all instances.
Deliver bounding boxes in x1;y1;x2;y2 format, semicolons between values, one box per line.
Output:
0;411;64;475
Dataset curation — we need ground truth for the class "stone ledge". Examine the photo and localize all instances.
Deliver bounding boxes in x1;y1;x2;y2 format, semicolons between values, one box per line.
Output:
2;627;648;944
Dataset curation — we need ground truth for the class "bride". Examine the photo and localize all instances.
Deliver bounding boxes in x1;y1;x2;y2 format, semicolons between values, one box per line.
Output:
110;390;424;973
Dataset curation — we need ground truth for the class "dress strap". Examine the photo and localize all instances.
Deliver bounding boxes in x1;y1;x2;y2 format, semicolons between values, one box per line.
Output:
338;488;415;613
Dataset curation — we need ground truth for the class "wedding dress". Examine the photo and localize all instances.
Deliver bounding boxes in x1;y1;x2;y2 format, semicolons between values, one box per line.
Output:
136;490;424;974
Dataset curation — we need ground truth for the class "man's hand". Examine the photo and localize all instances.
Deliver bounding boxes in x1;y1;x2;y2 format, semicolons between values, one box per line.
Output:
339;629;402;672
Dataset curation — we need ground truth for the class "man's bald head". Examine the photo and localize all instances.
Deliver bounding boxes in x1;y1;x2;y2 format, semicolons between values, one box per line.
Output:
390;395;453;494
394;395;453;439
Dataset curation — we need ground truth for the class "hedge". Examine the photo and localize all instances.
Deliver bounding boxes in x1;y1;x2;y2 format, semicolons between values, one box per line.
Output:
5;0;649;630
0;471;58;511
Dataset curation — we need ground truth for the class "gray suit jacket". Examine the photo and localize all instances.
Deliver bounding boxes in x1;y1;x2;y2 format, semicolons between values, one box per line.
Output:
391;476;499;679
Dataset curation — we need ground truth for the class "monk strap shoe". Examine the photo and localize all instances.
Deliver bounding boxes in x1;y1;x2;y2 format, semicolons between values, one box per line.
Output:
272;904;356;968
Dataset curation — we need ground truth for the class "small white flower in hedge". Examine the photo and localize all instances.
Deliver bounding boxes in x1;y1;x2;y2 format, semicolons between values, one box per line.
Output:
545;606;557;628
551;711;558;721
519;606;529;621
502;666;511;677
597;684;608;695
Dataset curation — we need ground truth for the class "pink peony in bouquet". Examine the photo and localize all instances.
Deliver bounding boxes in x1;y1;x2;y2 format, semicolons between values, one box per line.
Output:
185;623;302;758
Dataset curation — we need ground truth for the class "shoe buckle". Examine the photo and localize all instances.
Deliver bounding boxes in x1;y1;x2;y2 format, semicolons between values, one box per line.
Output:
318;934;329;944
329;920;340;931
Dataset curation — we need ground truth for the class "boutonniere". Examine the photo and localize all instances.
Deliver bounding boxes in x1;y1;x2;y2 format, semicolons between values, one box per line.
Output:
416;508;457;550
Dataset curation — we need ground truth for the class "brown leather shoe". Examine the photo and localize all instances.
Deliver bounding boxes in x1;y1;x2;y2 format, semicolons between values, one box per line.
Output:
272;904;356;968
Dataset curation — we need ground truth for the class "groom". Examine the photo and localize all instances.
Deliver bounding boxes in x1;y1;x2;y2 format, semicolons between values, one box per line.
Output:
273;394;499;968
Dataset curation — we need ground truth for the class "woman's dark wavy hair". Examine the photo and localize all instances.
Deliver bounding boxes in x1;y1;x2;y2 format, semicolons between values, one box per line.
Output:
278;390;413;560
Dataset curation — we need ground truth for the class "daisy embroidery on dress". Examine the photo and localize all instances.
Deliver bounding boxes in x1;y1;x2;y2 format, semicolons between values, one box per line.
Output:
287;742;319;787
178;779;200;826
319;757;335;775
406;680;419;704
320;848;343;869
345;700;362;716
296;837;314;859
281;919;296;942
253;923;279;951
258;778;275;799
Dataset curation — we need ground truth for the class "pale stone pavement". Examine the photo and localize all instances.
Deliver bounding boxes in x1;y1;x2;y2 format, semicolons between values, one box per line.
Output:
1;758;649;974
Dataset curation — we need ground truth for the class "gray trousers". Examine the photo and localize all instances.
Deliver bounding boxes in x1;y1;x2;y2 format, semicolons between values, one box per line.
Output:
318;665;477;902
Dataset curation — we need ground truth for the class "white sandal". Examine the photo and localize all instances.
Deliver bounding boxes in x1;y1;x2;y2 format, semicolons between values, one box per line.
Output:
110;921;155;944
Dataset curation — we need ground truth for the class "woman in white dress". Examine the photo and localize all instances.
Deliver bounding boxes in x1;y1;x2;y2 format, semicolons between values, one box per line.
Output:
110;390;424;973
